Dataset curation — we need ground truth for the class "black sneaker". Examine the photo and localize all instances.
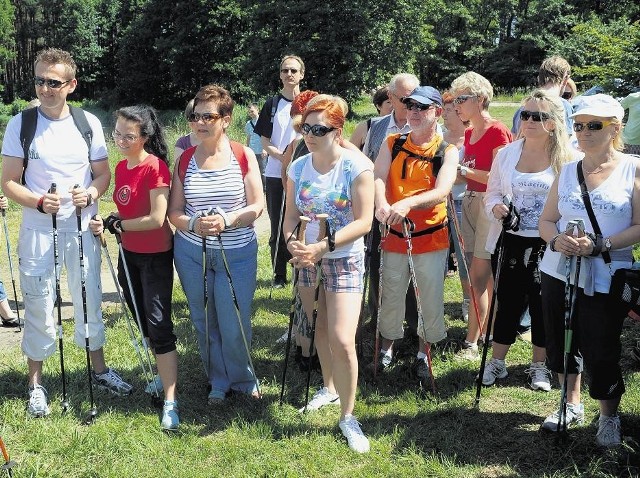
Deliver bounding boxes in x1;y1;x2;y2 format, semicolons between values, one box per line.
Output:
412;357;431;388
273;276;288;289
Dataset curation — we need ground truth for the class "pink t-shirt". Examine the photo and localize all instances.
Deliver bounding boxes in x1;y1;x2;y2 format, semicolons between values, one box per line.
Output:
461;123;512;192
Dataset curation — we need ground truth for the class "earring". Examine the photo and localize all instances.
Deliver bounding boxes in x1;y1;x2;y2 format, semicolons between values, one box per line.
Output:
549;131;553;137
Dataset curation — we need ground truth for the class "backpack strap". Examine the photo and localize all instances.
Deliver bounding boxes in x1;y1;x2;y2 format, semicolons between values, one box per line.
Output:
269;95;279;123
178;142;248;184
69;105;93;158
391;135;448;179
19;107;38;184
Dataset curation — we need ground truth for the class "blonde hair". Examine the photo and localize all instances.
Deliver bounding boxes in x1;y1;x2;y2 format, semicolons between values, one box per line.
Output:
520;89;572;175
450;72;493;109
611;118;624;151
35;48;77;78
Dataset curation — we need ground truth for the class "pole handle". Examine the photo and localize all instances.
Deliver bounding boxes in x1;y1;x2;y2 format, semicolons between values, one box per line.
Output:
73;183;81;216
316;213;329;242
298;216;310;244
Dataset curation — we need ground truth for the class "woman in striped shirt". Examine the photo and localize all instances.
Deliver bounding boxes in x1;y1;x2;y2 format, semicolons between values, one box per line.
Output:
168;84;264;403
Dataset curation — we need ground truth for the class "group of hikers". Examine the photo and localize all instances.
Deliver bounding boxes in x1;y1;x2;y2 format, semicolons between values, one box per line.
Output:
1;47;639;454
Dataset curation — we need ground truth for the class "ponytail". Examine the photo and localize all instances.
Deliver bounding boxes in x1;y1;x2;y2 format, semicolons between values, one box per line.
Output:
115;105;169;165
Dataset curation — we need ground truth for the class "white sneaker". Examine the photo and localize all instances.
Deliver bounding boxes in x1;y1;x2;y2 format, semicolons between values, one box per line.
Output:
481;358;507;386
596;415;622;448
144;374;164;395
92;368;133;396
275;329;293;345
27;384;50;418
299;386;340;412
525;362;552;391
461;299;470;322
541;402;584;431
339;415;370;453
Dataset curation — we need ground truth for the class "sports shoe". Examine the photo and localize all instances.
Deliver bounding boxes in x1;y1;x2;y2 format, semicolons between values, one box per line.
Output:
525;362;552;391
339;414;370;453
481;358;508;386
541;402;584;431
455;342;479;360
368;351;393;374
298;386;340;412
27;384;50;418
208;389;226;404
596;415;622;448
461;299;470;322
145;374;163;395
92;368;133;396
161;400;179;431
275;329;292;345
412;357;431;388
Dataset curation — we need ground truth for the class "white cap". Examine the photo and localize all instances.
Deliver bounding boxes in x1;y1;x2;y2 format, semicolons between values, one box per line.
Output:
570;93;624;121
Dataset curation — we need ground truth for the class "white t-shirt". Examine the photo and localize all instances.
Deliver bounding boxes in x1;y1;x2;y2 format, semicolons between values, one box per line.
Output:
2;108;108;231
510;166;554;237
264;98;296;178
288;148;373;258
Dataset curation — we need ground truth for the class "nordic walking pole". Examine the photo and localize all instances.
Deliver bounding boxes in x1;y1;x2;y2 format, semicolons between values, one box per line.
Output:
303;213;329;412
93;216;161;408
447;194;484;342
475;229;506;406
49;184;69;413
0;198;22;332
200;208;212;383
557;219;585;434
279;216;310;405
373;222;389;379
402;218;437;394
74;185;97;423
0;436;16;477
215;207;262;397
269;194;287;299
356;227;374;360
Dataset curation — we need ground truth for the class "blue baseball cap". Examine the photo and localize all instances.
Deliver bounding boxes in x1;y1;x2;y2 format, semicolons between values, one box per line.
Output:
402;86;443;106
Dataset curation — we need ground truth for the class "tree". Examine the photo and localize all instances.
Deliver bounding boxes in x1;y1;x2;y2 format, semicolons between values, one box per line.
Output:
0;0;15;95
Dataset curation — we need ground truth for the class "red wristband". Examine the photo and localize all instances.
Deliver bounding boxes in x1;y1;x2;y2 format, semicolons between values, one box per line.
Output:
36;196;45;214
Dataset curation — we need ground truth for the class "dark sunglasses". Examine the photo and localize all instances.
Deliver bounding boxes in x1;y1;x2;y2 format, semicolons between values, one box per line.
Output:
561;91;573;100
573;120;614;132
301;123;336;137
519;110;550;122
453;94;477;105
281;68;299;74
34;77;72;89
188;112;223;123
403;101;433;112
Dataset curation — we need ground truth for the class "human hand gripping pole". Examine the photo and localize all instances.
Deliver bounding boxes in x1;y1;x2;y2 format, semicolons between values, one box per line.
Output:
279;216;310;405
302;213;329;412
92;215;162;409
74;184;97;424
0;197;22;332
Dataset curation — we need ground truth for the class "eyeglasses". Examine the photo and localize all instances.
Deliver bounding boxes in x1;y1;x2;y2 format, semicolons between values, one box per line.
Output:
281;68;299;74
112;130;140;143
300;123;336;137
453;95;477;105
573;120;614;132
34;77;72;89
188;112;223;123
561;91;573;100
404;101;433;112
519;110;551;122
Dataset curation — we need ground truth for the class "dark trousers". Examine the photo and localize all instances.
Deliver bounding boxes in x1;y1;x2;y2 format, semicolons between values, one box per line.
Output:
367;218;418;335
541;272;626;401
491;234;546;347
265;176;291;279
118;248;176;354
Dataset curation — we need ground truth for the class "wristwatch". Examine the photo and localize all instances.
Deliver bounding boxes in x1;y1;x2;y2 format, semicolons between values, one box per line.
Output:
460;166;469;177
604;236;612;252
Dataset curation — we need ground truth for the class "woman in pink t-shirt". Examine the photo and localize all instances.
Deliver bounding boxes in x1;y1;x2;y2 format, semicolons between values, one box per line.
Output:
450;72;513;358
90;105;178;431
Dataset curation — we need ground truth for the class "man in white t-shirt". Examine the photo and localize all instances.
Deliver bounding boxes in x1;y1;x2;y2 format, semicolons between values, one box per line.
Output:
1;48;132;418
254;55;304;288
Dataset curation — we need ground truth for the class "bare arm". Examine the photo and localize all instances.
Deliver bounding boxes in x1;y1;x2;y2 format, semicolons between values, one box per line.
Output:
71;159;111;209
349;120;368;150
119;187;169;231
373;140;392;223
261;136;284;162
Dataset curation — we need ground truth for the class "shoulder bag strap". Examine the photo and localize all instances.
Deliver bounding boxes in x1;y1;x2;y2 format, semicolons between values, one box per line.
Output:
577;160;612;264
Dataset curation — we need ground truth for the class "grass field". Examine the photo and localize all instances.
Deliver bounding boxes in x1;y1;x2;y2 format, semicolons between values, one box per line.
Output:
1;103;640;477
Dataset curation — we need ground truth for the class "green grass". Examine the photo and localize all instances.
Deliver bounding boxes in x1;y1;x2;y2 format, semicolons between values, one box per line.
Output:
2;103;640;477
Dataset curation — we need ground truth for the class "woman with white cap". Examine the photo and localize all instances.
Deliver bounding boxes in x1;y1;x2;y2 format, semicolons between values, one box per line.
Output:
538;94;640;447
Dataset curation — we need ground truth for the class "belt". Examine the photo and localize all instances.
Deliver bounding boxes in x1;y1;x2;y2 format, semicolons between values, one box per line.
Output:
388;219;448;238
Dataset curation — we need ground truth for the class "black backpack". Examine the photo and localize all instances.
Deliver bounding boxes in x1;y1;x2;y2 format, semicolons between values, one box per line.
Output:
391;134;449;179
20;105;93;184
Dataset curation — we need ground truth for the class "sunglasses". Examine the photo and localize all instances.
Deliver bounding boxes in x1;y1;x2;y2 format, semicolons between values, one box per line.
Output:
281;68;299;74
188;112;223;123
573;120;614;132
34;77;72;89
404;101;433;112
561;91;573;100
301;123;336;137
453;95;477;105
112;130;140;143
519;110;551;122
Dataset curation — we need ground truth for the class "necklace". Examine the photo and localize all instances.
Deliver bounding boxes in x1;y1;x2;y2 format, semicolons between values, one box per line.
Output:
582;164;604;175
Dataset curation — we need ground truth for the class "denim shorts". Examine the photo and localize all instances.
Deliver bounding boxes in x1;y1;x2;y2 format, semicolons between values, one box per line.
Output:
299;253;364;293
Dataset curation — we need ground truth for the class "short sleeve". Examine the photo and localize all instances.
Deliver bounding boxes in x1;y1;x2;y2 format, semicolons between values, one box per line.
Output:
253;96;276;138
150;158;171;189
86;111;108;161
0;113;23;158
